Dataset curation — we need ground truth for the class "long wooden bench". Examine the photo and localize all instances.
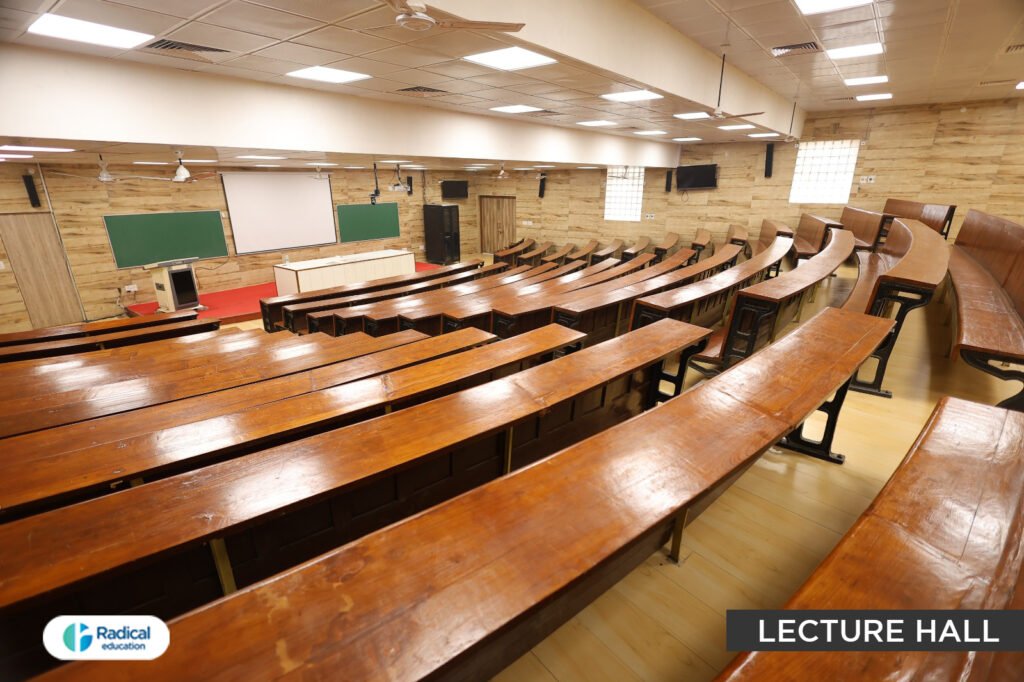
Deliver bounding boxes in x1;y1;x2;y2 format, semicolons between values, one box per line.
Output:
621;235;651;262
841;218;949;397
653;231;681;262
436;253;662;336
361;261;587;337
309;262;557;336
884;197;956;238
749;220;794;277
840;205;886;251
0;330;504;481
493;237;534;264
260;260;481;332
0;318;221;363
517;240;553;265
689;230;856;463
0;310;198;348
550;244;742;347
0;320;710;679
0;325;585;519
794;213;843;259
282;261;510;334
591;239;623;263
39;308;892;682
718;396;1024;681
947;209;1024;411
541;242;575;265
692;227;713;260
566;239;599;263
0;330;429;438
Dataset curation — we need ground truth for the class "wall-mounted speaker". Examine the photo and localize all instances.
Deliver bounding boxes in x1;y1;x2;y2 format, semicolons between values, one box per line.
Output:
764;143;775;178
665;169;673;192
22;174;41;208
406;176;414;195
538;175;546;198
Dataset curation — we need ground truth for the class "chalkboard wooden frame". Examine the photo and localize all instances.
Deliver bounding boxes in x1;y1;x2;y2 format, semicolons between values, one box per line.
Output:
103;210;229;269
337;202;401;243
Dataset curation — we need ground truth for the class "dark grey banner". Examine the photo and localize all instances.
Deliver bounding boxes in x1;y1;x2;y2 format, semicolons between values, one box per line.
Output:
727;610;1024;651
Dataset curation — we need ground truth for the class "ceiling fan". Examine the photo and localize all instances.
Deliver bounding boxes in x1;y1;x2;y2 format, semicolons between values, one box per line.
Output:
51;153;215;184
382;1;524;32
711;34;764;121
494;162;508;180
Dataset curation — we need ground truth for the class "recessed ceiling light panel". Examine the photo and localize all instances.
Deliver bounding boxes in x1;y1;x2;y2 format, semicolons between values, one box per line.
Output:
577;120;616;127
490;105;543;114
0;145;74;152
674;112;711;120
749;133;780;138
844;75;889;86
0;154;34;159
287;66;370;84
238;155;285;160
634;130;667;136
826;42;884;60
601;89;663;102
463;47;556;71
719;124;755;130
856;93;892;101
27;13;153;49
133;161;169;165
673;137;702;142
794;0;872;16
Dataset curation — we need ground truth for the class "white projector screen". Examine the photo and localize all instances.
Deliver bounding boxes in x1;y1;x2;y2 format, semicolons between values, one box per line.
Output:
221;172;337;254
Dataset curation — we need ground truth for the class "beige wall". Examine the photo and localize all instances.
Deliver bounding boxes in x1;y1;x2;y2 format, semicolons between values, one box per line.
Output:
1;97;1022;333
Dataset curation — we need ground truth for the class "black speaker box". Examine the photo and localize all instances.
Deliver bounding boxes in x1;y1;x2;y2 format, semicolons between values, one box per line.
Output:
538;176;546;198
665;169;673;192
22;174;41;208
406;176;414;195
764;143;775;178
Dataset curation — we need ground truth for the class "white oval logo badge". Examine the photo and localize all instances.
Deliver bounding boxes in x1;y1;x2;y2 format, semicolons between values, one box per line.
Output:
43;615;169;660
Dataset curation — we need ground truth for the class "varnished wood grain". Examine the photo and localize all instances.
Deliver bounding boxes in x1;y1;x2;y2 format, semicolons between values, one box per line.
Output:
0;310;197;347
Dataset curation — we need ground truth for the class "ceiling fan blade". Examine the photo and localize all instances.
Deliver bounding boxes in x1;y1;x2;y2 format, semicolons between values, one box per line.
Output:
435;19;525;32
720;111;765;119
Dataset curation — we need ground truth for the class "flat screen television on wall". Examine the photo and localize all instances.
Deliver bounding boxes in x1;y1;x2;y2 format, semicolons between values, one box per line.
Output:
676;164;718;190
441;180;469;199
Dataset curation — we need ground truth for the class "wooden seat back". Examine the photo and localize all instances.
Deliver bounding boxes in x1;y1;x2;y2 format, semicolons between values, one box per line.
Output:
752;219;793;257
726;224;748;246
0;320;709;646
566;239;599;262
794;213;842;258
840;205;885;251
591;239;623;263
954;209;1024;299
260;260;481;332
883;197;956;237
0;310;198;348
493;238;534;264
718;397;1024;681
42;309;893;682
653;232;681;262
541;242;576;264
621;236;651;261
517;241;553;265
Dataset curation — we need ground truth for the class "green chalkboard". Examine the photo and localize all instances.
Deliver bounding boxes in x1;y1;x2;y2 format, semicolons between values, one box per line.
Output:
337;202;401;243
104;211;229;269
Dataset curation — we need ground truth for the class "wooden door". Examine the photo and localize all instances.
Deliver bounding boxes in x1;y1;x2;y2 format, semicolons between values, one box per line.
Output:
479;196;516;253
0;213;83;328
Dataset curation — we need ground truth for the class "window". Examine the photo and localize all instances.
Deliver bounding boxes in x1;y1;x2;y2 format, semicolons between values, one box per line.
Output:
789;139;860;204
604;166;645;221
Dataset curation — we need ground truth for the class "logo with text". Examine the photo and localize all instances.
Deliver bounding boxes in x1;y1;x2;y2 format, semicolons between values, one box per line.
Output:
44;616;169;661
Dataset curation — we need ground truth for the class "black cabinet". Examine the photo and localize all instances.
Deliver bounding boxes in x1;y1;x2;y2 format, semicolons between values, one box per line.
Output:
424;204;460;264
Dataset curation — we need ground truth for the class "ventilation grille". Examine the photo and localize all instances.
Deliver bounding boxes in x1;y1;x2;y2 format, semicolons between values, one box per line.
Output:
396;86;449;95
1006;43;1024;54
979;79;1017;86
146;39;229;53
525;109;560;116
826;96;855;102
771;41;821;57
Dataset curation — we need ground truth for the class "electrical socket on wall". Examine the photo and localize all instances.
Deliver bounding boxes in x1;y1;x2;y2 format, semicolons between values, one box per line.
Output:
645;213;656;220
859;175;876;184
522;220;534;226
124;283;138;293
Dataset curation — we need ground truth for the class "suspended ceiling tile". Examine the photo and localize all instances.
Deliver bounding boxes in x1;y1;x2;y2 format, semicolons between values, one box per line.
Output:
405;30;509;58
504;81;565;95
255;41;350;65
368;43;451;67
222;53;301;74
199;1;322;39
243;0;377;23
427;78;494;93
348;77;414;92
47;0;184;35
117;49;210;69
99;0;216;19
433;93;486;105
14;31;126;57
386;68;452;86
293;24;395;54
201;62;283;81
361;23;451;43
324;55;405;75
0;6;34;31
168;21;278;52
804;3;877;27
419;58;492;78
465;71;538;88
337;5;394;30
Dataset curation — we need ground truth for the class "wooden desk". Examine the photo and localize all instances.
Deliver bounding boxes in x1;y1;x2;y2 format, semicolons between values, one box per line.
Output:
0;310;198;348
591;239;623;263
272;250;415;295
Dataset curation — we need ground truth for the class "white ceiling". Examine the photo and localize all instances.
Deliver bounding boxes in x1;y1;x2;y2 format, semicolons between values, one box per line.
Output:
0;0;789;145
636;0;1024;110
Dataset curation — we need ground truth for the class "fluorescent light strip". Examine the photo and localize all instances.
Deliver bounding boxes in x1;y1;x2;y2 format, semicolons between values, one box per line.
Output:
463;47;556;71
794;0;872;16
577;120;615;127
27;13;153;49
0;154;33;159
577;166;600;169
305;162;338;166
534;165;556;168
133;161;169;165
343;166;365;169
673;137;702;142
490;104;543;114
0;145;74;152
634;130;666;136
719;124;755;130
1017;82;1024;90
826;42;883;60
238;155;284;160
286;66;370;84
856;93;892;101
844;75;889;86
380;160;409;164
601;89;663;102
674;112;711;120
183;159;217;163
749;133;780;138
253;164;281;167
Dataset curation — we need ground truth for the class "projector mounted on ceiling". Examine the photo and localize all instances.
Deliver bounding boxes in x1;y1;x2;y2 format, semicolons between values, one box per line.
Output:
384;1;525;32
